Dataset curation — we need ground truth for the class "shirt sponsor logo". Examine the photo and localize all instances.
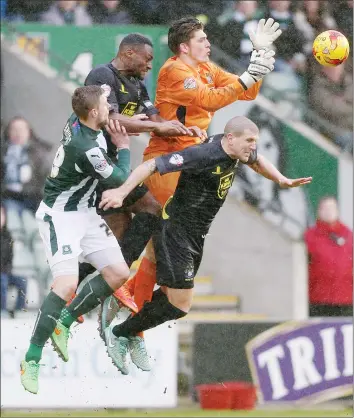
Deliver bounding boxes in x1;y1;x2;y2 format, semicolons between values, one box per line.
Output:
246;319;353;404
169;154;184;166
183;77;197;90
121;102;138;117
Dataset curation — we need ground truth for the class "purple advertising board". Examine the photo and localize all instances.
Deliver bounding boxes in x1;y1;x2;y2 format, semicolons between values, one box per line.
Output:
246;319;353;404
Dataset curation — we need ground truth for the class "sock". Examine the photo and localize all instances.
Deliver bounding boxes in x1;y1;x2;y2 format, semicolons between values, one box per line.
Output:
78;262;96;287
151;287;166;301
120;213;161;267
133;257;157;311
131;257;157;338
25;291;66;363
60;274;113;328
112;293;187;338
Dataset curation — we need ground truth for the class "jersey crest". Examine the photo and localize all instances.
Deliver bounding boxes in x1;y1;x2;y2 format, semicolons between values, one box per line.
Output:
217;172;235;199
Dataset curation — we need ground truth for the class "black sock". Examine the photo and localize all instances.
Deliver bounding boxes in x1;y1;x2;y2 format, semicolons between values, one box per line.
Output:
112;294;187;338
64;274;113;322
78;262;96;287
120;213;161;267
152;287;166;302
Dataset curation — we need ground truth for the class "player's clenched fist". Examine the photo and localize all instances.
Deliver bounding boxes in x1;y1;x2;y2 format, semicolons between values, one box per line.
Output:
100;188;125;210
105;119;130;150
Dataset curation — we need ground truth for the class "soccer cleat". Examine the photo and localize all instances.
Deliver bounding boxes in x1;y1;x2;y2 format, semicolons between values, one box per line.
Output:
113;285;138;313
128;336;151;371
50;321;70;362
98;295;120;341
20;360;40;394
66;293;84;324
104;327;129;375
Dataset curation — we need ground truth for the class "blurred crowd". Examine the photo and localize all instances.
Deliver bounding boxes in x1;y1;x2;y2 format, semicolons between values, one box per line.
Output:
0;117;53;318
1;0;353;152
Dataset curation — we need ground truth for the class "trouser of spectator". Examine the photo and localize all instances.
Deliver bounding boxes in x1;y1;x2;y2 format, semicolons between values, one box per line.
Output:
1;273;27;311
309;303;353;317
3;197;39;217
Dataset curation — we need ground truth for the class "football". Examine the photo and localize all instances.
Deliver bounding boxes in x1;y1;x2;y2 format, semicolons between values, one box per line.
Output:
312;30;350;66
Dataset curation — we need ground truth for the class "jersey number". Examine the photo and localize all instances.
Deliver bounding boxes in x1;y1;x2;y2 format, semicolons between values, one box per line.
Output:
50;145;65;178
100;223;113;237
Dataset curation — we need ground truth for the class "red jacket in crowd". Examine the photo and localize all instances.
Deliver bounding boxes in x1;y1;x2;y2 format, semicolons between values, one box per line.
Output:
304;220;353;305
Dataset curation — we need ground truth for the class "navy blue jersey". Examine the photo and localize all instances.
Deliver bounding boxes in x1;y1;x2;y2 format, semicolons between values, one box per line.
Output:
155;134;257;234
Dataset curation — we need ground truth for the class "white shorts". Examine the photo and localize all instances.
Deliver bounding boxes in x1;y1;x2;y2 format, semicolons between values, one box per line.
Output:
36;202;123;276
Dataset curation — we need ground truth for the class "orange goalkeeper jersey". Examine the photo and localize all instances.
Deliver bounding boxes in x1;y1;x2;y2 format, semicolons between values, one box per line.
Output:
144;56;262;155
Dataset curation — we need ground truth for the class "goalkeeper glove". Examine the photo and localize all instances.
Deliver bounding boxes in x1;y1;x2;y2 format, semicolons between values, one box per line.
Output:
248;18;282;51
239;48;275;89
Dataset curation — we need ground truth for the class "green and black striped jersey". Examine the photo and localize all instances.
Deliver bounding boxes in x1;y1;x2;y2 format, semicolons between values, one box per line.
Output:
43;113;130;211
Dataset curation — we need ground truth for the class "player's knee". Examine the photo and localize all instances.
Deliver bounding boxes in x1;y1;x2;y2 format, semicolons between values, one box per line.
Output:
101;263;130;290
51;275;78;301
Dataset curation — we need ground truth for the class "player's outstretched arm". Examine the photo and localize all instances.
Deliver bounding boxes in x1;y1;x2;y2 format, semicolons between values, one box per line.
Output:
99;159;158;211
248;154;312;188
109;111;193;137
165;50;275;113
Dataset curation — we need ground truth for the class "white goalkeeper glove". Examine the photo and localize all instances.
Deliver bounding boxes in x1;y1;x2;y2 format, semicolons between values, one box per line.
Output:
248;18;282;51
239;48;275;89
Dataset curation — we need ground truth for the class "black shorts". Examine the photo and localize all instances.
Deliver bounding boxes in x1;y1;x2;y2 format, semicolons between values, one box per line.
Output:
96;182;149;216
153;221;205;289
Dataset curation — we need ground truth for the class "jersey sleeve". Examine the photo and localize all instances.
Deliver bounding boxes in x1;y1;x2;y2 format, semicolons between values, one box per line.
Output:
155;142;226;175
85;67;119;113
212;63;262;101
76;145;130;188
139;82;159;116
161;65;252;112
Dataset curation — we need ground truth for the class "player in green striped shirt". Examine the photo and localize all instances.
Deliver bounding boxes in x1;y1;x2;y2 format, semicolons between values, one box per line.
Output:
20;85;131;394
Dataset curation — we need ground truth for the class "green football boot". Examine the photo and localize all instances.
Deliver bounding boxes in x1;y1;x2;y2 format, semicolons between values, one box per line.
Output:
50;321;70;362
20;360;40;394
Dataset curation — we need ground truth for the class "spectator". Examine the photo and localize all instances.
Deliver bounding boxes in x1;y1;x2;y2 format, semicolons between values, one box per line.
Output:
4;0;50;22
293;1;337;55
332;0;353;47
207;1;265;68
40;0;92;26
307;61;353;152
1;206;27;317
304;196;353;317
265;0;306;73
88;0;132;25
1;116;53;218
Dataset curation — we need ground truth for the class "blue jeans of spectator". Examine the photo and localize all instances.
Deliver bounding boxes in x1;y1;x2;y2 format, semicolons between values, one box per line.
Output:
3;197;38;217
1;272;27;311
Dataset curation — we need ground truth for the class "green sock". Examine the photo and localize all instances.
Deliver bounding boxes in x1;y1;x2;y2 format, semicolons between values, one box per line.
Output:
25;291;66;363
59;307;77;328
61;274;113;327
